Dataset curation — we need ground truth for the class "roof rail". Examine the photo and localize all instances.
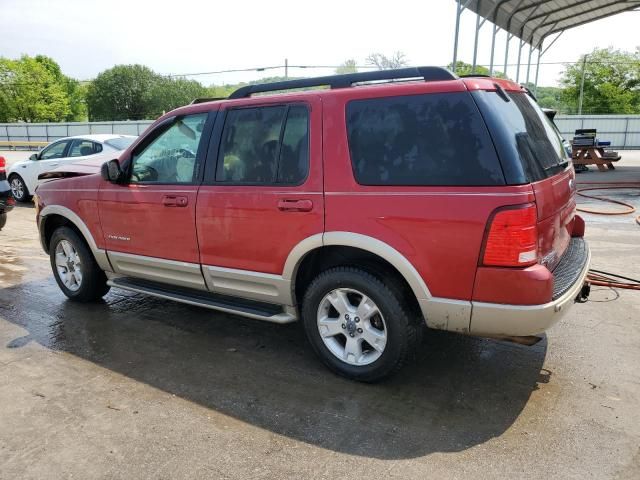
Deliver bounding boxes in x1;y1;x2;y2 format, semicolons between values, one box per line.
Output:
190;97;227;104
228;66;457;99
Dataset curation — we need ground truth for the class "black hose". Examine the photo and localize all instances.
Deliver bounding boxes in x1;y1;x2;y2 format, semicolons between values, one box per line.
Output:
589;269;640;284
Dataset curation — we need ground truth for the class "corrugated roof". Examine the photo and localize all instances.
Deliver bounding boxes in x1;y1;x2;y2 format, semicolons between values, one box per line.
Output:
464;0;640;47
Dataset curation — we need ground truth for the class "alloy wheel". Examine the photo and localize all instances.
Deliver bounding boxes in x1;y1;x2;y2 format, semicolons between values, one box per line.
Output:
316;288;387;366
10;177;24;200
54;240;83;292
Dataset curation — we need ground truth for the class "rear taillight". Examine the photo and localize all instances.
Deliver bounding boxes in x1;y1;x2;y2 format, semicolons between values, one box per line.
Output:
482;203;538;267
0;156;5;174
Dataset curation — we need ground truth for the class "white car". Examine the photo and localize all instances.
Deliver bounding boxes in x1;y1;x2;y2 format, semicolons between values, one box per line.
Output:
8;134;137;202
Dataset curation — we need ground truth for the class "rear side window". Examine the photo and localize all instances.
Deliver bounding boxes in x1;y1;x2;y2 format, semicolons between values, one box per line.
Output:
216;105;309;185
476;91;567;181
69;139;102;157
346;92;504;186
105;137;136;151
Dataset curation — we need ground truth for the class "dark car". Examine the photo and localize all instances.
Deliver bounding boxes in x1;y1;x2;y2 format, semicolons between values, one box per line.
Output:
0;156;15;230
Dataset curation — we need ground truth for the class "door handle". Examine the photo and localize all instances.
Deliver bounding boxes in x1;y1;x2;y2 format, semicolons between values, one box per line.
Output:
162;195;188;207
277;199;313;212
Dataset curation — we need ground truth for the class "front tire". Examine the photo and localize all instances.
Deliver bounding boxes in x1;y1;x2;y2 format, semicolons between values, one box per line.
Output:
301;267;418;382
9;174;31;203
50;226;110;302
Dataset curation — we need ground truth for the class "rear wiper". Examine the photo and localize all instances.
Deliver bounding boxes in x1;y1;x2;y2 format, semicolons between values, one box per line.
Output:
544;160;568;171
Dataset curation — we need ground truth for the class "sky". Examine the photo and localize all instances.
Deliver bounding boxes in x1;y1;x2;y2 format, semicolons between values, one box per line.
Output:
1;0;639;87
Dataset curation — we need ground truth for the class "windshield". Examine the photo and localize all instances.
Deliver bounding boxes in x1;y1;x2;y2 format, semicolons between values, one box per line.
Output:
104;137;136;151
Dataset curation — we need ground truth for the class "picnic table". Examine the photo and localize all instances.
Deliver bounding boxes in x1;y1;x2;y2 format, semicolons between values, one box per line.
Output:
572;145;621;172
571;129;621;172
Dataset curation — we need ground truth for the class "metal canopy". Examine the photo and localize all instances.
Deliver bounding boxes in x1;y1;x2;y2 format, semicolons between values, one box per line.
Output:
451;0;640;89
465;0;640;48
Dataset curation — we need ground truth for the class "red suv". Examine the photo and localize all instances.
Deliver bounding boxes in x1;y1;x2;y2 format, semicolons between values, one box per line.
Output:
35;67;590;381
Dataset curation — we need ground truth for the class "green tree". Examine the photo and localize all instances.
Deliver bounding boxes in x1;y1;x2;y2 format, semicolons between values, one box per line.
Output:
336;59;358;74
149;77;208;115
33;55;87;121
0;55;71;122
65;79;88;121
207;84;236;98
448;61;506;78
521;84;568;112
560;47;640;114
86;64;159;120
366;52;408;70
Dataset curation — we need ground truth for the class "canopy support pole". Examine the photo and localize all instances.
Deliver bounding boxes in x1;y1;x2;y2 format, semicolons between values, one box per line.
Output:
503;33;514;78
472;0;482;73
452;0;473;72
489;23;498;75
525;44;534;84
534;47;542;95
516;39;524;83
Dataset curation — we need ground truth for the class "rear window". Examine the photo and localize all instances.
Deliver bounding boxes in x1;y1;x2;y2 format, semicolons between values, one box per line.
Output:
346;92;504;186
105;137;136;151
479;91;567;181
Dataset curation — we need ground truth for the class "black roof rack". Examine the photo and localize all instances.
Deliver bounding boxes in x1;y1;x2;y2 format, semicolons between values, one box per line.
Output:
228;66;457;99
190;97;227;104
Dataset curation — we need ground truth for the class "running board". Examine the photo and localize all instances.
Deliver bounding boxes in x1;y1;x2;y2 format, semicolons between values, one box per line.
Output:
107;277;297;324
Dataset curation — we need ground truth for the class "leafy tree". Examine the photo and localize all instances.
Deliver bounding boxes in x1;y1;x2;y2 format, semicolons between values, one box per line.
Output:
86;64;159;120
522;84;568;112
448;61;506;78
207;76;307;99
336;59;358;74
149;77;208;115
0;55;72;122
366;52;408;70
560;47;640;114
33;55;87;121
208;84;236;98
65;79;88;121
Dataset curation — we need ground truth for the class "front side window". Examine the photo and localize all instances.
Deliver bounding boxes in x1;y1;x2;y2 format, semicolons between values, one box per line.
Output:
69;140;102;157
216;105;309;184
346;92;504;186
130;113;207;184
39;141;69;160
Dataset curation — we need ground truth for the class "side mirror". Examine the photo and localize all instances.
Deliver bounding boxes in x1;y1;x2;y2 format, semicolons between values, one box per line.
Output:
101;159;124;183
29;153;38;161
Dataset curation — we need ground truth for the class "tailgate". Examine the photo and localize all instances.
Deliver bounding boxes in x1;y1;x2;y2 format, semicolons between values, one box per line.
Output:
531;167;577;271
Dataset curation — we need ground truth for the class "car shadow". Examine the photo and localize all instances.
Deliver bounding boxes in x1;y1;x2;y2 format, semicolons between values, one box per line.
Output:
11;201;35;209
0;278;548;460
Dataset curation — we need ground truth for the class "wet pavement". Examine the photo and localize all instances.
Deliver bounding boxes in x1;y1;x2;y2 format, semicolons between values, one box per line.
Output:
1;156;639;479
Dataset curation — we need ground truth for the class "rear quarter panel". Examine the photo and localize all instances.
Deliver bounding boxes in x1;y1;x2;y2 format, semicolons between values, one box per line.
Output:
531;166;576;270
322;86;535;301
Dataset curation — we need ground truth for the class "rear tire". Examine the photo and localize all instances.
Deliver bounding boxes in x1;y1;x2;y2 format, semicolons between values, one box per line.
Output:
0;213;6;230
50;226;110;302
9;174;31;203
301;266;418;382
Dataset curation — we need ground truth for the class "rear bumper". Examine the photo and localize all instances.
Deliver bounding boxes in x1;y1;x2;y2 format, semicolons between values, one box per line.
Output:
469;238;591;337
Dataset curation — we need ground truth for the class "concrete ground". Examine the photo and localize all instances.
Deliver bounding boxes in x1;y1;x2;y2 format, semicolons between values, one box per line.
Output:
1;150;639;479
